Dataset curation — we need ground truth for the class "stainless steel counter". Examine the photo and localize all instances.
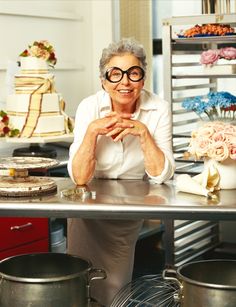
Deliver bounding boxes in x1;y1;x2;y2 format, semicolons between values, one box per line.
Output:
0;178;236;221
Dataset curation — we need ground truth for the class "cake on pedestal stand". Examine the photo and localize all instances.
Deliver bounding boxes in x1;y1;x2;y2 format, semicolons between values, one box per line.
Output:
0;156;59;197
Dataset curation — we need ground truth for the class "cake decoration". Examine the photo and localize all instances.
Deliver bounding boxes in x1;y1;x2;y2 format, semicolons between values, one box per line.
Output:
19;40;57;67
6;40;73;138
178;23;235;38
0;110;19;137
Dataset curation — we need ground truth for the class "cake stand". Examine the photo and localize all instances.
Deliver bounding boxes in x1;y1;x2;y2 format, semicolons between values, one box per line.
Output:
4;134;74;158
0;157;59;197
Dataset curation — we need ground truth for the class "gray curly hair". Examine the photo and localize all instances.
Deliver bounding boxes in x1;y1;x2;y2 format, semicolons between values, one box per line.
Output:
99;37;147;79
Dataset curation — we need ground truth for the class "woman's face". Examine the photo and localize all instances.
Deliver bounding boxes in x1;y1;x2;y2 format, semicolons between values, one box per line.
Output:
101;53;145;112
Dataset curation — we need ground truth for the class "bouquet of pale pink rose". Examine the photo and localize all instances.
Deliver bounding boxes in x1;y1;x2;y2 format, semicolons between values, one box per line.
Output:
200;47;236;65
188;121;236;161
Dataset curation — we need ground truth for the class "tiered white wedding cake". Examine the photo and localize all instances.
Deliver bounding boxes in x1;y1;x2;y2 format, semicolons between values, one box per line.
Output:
6;40;71;138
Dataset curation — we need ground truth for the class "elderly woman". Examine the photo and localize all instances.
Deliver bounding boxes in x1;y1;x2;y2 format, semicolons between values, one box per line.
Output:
67;38;175;306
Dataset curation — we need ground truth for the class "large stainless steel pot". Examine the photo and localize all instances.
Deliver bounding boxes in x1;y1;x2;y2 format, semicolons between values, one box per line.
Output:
0;253;106;307
163;260;236;307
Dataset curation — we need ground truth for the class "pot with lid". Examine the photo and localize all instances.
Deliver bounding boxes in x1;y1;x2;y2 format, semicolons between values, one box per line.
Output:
163;259;236;307
0;252;106;307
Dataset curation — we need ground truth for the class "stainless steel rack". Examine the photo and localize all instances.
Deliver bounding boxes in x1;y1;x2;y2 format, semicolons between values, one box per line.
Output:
163;13;236;172
162;13;236;267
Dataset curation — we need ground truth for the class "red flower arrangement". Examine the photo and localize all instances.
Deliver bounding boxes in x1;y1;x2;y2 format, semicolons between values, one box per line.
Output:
0;110;19;137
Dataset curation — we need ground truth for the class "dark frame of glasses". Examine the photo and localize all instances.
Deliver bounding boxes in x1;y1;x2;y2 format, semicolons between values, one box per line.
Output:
105;66;145;83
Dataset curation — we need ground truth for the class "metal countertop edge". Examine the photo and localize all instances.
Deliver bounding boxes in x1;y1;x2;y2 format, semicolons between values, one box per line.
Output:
0;203;236;220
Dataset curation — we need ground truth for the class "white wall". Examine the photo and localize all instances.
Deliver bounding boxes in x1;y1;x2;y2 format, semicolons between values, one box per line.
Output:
90;0;114;93
153;0;202;39
0;0;114;116
153;0;202;96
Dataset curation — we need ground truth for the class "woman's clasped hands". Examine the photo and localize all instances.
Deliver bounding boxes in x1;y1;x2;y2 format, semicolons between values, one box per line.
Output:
88;111;147;141
104;111;147;141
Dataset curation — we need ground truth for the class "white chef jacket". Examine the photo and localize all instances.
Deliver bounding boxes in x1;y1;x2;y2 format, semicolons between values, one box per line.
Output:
68;89;175;183
67;89;175;305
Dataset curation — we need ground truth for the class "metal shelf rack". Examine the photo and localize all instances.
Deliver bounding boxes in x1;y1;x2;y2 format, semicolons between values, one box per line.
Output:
162;13;236;267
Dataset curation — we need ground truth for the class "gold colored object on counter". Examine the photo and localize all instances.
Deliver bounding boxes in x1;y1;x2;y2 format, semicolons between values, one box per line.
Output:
0;168;28;178
61;186;96;201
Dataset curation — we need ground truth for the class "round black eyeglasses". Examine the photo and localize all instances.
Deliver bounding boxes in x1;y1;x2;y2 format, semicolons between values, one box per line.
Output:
105;66;145;83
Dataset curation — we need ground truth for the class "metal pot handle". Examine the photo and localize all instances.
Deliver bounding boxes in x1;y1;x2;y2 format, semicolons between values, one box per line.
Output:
87;268;107;299
163;268;183;303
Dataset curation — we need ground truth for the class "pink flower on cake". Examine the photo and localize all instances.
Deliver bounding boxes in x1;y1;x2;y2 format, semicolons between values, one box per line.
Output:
39;40;51;49
30;45;49;59
19;40;57;67
188;122;236;162
219;47;236;60
200;49;219;65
